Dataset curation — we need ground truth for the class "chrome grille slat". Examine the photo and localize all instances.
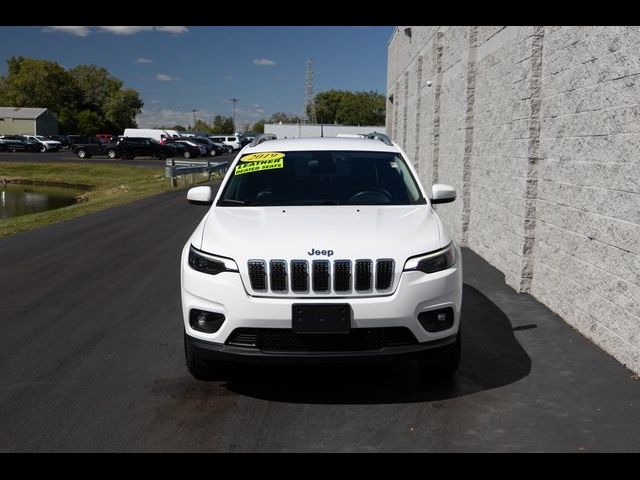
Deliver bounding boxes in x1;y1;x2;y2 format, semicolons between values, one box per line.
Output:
312;260;330;292
375;259;395;291
269;260;288;292
333;260;351;292
355;260;373;292
248;260;267;291
290;260;309;292
248;258;393;295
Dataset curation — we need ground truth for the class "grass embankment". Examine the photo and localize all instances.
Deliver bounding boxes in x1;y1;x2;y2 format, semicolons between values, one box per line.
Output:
0;162;176;238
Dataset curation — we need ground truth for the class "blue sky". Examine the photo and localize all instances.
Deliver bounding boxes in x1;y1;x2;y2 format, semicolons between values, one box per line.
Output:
0;26;394;129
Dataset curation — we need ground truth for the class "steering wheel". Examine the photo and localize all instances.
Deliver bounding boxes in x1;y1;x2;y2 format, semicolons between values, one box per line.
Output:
347;188;392;203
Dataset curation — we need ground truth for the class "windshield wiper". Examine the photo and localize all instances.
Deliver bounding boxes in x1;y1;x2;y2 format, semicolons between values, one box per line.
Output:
218;199;254;206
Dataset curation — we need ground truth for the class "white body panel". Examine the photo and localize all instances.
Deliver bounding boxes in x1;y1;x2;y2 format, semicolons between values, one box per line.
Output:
180;136;463;355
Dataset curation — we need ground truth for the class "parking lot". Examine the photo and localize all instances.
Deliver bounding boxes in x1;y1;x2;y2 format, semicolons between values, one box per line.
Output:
0;184;639;452
0;150;236;168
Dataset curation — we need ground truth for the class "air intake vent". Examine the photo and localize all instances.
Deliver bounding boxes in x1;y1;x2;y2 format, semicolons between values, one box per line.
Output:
290;260;309;292
375;259;394;290
312;260;330;292
248;260;267;291
355;260;373;291
269;260;287;292
333;260;351;292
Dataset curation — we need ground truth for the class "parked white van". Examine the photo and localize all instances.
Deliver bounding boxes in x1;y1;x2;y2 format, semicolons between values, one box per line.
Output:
208;135;241;151
123;128;171;143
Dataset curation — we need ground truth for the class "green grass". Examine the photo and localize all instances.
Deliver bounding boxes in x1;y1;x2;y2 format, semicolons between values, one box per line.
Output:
0;162;183;238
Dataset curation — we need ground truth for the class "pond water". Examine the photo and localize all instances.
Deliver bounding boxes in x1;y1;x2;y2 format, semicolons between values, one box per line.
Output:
0;183;84;219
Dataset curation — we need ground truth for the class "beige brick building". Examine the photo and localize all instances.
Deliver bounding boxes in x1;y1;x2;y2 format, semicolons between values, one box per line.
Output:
387;26;640;374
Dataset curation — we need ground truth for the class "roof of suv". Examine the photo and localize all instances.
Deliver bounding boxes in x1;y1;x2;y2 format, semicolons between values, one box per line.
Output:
242;136;400;154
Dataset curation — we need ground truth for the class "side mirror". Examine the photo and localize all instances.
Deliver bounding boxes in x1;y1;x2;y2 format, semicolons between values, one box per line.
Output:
187;186;213;205
430;184;456;204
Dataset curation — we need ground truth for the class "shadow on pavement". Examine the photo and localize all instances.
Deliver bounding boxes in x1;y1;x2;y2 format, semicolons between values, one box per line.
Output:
222;283;531;404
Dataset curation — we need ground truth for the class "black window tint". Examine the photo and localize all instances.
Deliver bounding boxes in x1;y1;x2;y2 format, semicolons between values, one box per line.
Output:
218;150;425;206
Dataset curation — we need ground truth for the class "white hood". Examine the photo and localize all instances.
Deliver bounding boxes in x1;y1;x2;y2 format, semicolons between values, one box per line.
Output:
194;205;449;297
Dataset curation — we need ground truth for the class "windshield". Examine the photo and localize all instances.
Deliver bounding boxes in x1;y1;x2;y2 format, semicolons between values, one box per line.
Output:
218;150;425;206
35;136;48;141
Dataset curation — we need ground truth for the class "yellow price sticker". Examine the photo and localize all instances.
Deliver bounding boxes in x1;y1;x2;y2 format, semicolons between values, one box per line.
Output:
241;152;285;162
235;158;284;175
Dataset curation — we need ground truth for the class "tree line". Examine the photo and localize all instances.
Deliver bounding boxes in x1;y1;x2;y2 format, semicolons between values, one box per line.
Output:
0;56;143;135
246;90;385;133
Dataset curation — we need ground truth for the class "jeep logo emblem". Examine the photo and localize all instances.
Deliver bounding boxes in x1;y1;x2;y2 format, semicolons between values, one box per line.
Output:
308;247;334;257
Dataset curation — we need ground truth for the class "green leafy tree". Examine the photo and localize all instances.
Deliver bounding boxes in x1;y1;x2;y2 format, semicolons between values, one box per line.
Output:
69;65;123;113
308;90;385;125
171;125;186;132
0;56;144;134
76;109;105;135
103;88;143;132
193;119;213;133
251;119;265;133
211;115;235;134
268;112;303;124
0;58;81;132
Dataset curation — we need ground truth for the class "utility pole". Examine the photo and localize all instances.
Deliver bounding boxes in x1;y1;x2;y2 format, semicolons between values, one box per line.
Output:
229;98;240;132
192;109;198;129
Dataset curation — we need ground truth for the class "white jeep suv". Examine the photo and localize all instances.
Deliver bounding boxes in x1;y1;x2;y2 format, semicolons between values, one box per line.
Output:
181;134;462;380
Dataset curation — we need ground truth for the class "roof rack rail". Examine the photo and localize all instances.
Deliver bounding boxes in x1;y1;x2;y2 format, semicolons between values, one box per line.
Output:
363;131;393;146
249;133;277;147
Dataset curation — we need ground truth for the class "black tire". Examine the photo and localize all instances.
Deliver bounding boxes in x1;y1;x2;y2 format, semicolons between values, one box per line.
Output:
106;149;116;159
184;331;223;380
183;150;191;159
419;331;461;382
210;149;216;157
76;149;87;159
40;145;47;153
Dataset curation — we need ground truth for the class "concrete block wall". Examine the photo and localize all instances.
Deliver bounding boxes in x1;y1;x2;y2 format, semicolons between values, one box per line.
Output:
387;26;640;374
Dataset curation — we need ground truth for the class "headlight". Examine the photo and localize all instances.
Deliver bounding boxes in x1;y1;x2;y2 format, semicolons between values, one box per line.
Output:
188;245;238;275
404;242;456;274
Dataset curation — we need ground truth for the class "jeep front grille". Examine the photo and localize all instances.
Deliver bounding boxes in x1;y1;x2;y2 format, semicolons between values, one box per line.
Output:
246;258;395;295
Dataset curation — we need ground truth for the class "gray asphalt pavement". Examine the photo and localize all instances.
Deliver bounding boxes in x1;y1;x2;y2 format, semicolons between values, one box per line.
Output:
0;149;236;168
0;186;639;452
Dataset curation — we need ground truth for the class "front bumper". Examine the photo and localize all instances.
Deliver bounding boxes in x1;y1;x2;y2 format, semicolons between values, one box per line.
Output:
186;332;458;363
181;244;463;352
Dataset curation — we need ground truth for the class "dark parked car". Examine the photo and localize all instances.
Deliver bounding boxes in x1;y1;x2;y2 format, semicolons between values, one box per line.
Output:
168;139;203;159
115;137;180;160
186;136;227;156
209;140;232;154
70;137;118;159
0;135;41;152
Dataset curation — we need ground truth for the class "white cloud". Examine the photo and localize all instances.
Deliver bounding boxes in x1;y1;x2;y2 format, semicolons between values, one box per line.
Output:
225;75;234;80
42;26;91;37
156;73;181;82
134;57;154;64
155;26;189;35
253;58;277;66
97;26;153;35
42;26;188;37
151;100;160;104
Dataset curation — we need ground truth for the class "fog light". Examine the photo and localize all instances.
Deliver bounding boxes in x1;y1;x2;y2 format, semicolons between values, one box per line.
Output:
189;309;225;333
418;307;454;332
